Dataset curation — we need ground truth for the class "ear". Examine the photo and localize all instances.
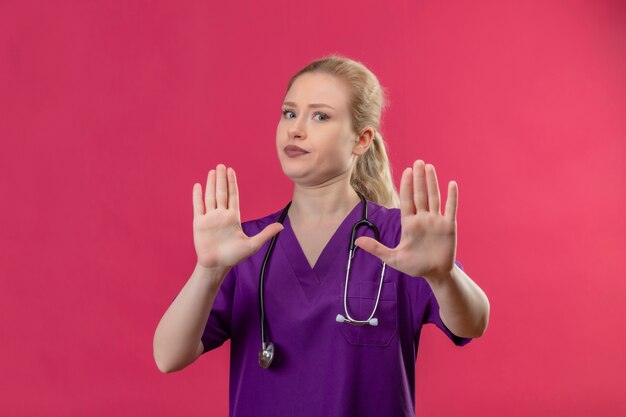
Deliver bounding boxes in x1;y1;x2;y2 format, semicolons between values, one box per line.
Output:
353;127;376;156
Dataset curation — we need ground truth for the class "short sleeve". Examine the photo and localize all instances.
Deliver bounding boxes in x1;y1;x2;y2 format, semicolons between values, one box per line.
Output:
201;265;238;353
421;259;473;347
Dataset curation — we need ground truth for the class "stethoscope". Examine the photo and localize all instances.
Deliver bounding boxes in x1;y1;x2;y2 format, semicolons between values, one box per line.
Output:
258;191;388;368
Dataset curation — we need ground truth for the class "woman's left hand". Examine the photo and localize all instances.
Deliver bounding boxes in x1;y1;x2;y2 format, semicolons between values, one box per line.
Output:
354;160;457;281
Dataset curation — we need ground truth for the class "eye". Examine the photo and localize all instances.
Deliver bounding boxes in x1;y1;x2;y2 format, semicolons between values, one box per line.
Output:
282;109;295;119
314;112;330;121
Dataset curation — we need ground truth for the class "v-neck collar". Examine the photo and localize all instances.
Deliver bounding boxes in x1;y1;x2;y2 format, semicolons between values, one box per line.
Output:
277;200;365;303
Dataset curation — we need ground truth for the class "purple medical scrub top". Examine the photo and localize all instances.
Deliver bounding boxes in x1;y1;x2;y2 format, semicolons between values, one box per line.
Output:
201;199;472;417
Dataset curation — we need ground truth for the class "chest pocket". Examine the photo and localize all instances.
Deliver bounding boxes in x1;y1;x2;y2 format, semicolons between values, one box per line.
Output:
338;281;398;347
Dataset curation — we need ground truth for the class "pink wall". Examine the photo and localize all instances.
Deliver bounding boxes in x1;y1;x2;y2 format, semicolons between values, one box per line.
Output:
1;0;624;415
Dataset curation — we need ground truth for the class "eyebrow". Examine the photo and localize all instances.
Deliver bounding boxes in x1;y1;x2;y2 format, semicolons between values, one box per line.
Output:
282;101;336;110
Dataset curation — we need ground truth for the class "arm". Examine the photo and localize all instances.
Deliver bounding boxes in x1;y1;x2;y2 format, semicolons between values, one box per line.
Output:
354;161;490;340
153;262;231;373
153;164;283;373
424;264;490;338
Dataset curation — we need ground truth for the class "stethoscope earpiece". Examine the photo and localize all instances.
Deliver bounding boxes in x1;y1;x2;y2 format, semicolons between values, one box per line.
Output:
336;314;379;326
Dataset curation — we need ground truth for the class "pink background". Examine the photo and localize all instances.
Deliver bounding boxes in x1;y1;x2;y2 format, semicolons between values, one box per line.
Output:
1;0;625;415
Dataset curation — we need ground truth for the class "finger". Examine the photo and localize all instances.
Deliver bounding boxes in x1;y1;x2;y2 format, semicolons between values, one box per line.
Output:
205;169;216;211
425;164;441;214
399;167;416;215
227;167;240;213
444;181;458;221
192;183;205;217
354;237;393;264
413;160;427;212
249;223;284;254
216;164;228;209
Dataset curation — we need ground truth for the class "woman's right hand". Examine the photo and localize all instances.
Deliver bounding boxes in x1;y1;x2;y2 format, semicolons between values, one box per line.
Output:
192;164;284;270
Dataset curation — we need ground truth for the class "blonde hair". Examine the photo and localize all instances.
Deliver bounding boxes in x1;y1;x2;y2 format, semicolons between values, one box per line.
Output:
284;54;400;208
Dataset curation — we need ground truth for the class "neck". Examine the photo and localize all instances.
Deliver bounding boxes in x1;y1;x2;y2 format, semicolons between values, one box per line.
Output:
288;180;361;225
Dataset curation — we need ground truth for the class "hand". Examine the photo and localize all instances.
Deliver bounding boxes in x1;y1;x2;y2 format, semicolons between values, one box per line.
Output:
192;164;284;270
354;160;457;281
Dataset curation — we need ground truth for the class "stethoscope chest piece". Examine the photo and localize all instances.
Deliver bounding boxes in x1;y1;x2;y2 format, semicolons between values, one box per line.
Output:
259;342;275;369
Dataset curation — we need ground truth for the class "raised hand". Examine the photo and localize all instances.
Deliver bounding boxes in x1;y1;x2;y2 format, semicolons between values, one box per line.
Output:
192;164;284;270
354;160;457;281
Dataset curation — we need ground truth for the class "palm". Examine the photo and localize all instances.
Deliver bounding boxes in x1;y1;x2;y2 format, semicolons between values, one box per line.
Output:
193;210;252;268
355;160;458;280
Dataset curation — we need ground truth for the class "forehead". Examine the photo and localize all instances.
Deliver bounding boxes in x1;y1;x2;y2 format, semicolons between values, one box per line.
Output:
284;72;350;111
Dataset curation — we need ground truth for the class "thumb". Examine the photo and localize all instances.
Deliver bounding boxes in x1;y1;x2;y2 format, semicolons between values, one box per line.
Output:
249;222;284;253
354;236;391;263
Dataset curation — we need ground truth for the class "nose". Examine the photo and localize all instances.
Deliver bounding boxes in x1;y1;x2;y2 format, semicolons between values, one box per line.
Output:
287;118;307;140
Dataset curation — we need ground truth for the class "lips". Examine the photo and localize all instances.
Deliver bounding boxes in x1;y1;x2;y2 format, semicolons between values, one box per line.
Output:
284;145;309;157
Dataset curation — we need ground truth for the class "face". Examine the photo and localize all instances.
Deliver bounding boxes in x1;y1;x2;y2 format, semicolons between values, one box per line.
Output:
276;72;370;187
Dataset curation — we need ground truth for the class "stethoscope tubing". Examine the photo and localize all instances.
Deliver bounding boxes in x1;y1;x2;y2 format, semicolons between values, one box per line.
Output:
258;200;291;366
340;232;387;326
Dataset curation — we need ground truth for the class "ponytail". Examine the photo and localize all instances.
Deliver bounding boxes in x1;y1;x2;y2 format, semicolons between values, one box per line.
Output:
351;131;400;208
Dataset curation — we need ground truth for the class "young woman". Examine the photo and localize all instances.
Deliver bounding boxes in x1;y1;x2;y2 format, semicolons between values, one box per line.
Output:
153;55;490;417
